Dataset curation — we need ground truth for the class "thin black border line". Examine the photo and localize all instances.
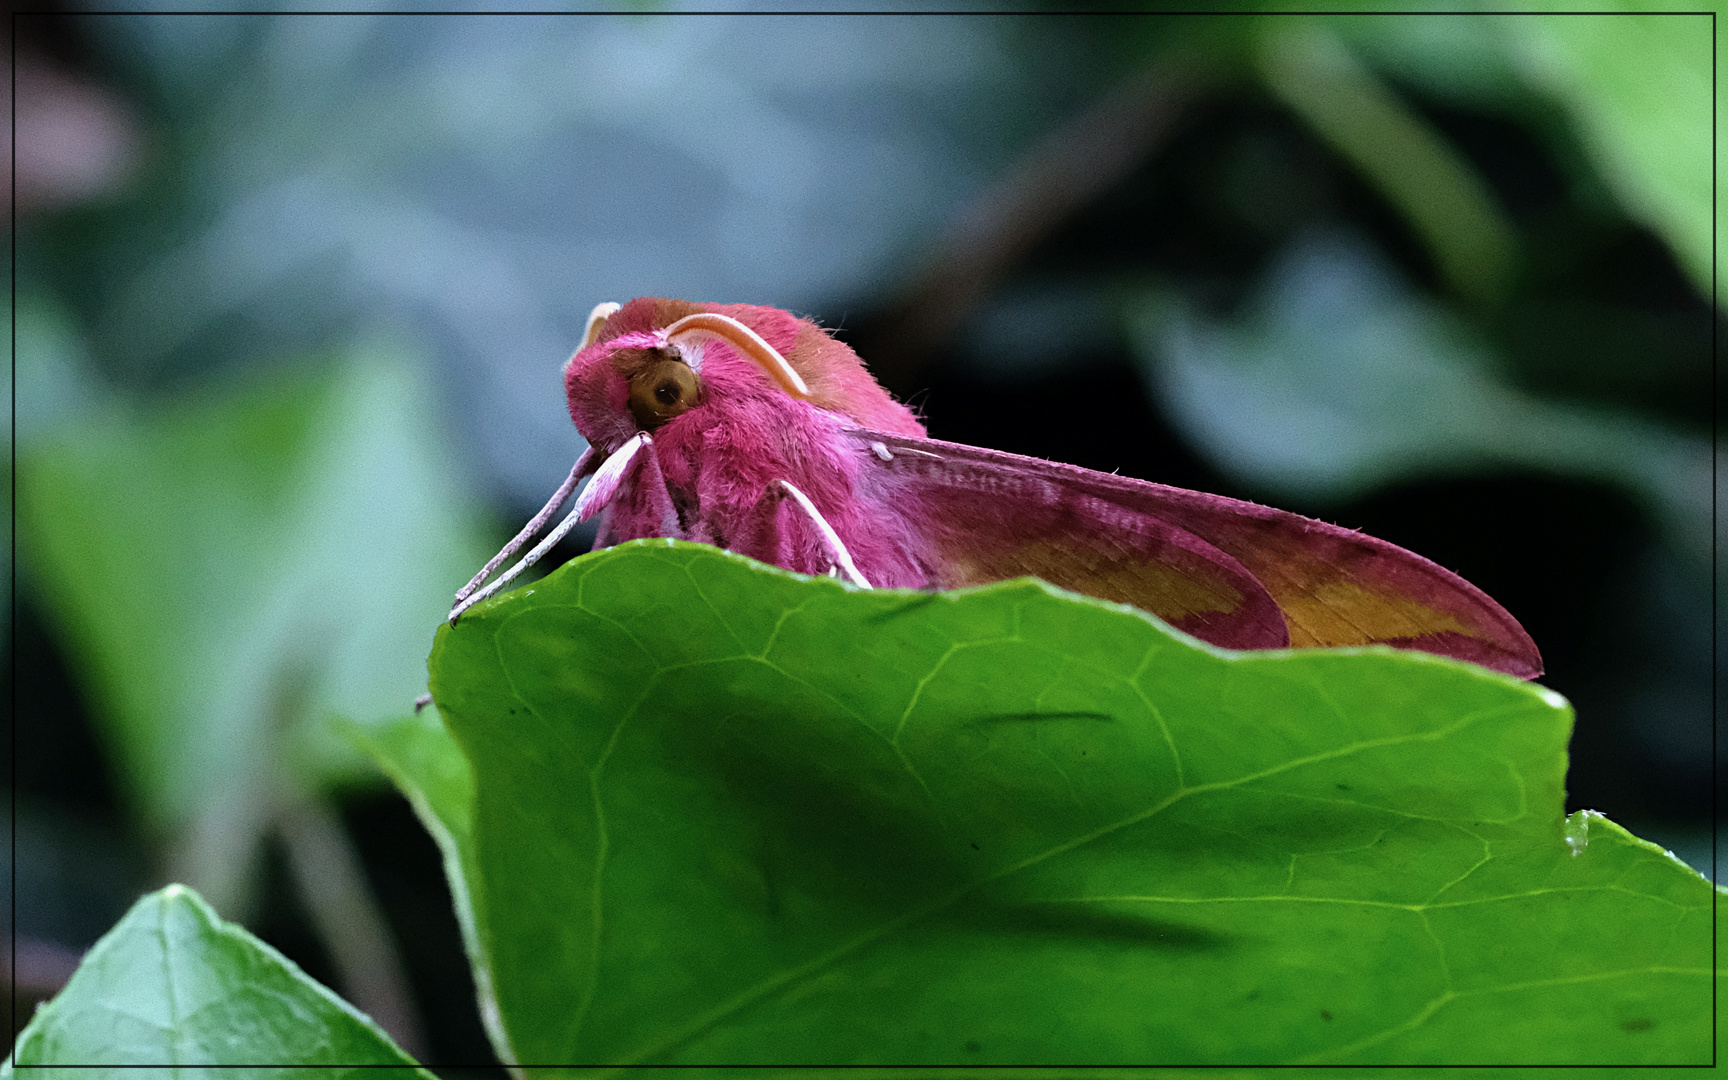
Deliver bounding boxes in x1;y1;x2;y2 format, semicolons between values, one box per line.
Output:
11;7;20;1058
43;7;1728;16
0;1064;1721;1071
6;6;1721;1071
1710;3;1720;1072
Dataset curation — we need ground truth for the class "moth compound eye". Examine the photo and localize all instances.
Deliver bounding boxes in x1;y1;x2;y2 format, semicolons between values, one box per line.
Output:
628;357;703;429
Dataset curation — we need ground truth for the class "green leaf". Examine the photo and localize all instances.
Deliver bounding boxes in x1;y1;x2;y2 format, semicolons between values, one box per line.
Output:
17;345;497;908
348;709;511;1064
1255;21;1517;303
418;540;1715;1069
6;884;433;1076
1499;7;1713;302
1130;234;1710;567
1256;8;1712;303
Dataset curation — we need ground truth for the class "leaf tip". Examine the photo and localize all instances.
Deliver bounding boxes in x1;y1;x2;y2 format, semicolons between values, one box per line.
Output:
1536;686;1569;711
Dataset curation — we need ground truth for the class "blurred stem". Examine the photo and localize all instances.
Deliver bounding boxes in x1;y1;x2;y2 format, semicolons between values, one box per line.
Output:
277;798;426;1061
867;51;1217;385
164;656;314;921
165;767;273;922
1256;22;1517;305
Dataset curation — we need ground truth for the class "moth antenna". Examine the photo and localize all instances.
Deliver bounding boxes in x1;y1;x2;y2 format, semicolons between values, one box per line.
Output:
776;479;871;589
449;435;649;623
454;447;596;604
664;312;810;398
581;301;622;350
449;501;586;623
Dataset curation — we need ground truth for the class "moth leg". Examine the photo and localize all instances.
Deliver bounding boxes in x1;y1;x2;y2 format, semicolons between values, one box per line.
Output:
454;446;597;605
450;434;653;623
774;480;871;589
593;430;683;550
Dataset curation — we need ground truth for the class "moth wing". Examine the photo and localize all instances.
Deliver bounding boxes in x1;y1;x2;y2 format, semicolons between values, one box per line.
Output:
848;430;1541;679
846;431;1292;652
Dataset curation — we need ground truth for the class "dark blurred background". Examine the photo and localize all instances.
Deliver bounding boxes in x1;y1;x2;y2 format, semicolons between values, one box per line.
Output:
7;8;1715;1074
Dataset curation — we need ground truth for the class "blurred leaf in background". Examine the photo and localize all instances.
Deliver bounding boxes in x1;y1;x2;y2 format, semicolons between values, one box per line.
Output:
1324;8;1714;300
1503;8;1713;302
1131;232;1709;567
17;281;496;1051
47;13;1088;508
21;330;495;914
1256;22;1519;305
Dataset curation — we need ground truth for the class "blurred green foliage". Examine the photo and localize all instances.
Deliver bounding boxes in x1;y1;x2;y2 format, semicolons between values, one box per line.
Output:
1258;22;1518;304
1132;234;1709;564
6;885;430;1074
1504;8;1713;298
1160;10;1714;520
19;317;495;911
1294;9;1713;303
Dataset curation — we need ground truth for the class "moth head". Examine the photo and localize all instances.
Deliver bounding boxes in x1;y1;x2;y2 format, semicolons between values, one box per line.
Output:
564;300;812;442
